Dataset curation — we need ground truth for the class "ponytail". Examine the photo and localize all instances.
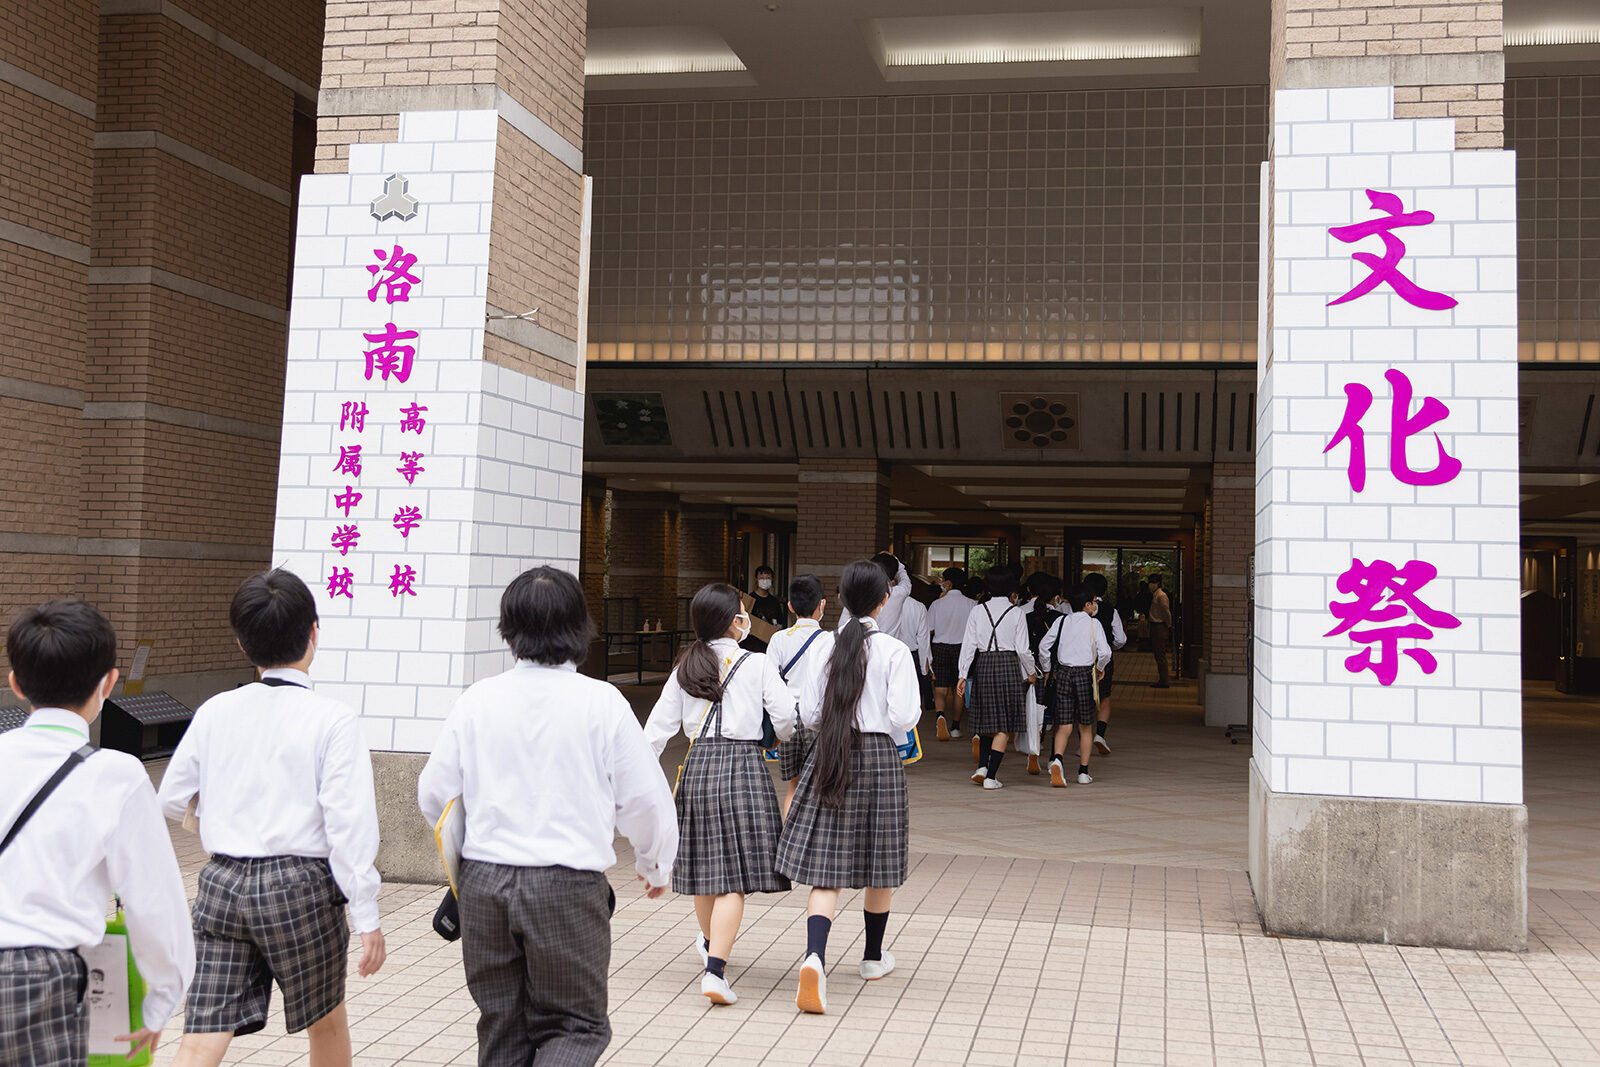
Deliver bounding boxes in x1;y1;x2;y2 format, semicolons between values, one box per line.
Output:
673;583;742;701
812;559;890;809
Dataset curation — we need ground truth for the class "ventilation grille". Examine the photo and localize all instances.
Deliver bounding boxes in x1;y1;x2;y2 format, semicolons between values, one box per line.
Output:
701;389;788;452
1000;394;1079;449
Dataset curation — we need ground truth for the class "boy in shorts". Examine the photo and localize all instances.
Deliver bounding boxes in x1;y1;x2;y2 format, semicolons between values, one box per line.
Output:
158;569;385;1066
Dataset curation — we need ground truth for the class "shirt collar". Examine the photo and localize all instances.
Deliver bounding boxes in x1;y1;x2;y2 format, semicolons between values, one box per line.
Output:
261;667;314;688
709;637;741;651
794;618;820;629
514;660;578;673
25;708;91;739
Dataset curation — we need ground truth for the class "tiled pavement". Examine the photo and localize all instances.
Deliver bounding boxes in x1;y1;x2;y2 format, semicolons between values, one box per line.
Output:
147;658;1600;1065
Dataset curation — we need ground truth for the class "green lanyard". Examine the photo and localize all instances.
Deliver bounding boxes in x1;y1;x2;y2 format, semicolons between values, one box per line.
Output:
28;723;87;739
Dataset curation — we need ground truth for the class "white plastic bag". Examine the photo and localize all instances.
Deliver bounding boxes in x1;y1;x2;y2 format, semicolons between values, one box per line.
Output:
1019;685;1045;756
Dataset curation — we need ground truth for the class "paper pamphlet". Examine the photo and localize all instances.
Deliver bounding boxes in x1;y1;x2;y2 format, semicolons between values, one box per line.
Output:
81;934;132;1055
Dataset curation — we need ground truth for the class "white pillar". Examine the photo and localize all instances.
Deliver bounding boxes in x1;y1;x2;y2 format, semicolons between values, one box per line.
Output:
1252;85;1525;948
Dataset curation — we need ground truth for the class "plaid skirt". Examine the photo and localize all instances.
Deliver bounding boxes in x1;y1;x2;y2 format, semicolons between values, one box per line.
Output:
1046;665;1097;727
930;642;961;687
967;650;1028;735
187;854;350;1035
675;737;791;896
777;724;815;781
776;733;908;890
0;947;85;1067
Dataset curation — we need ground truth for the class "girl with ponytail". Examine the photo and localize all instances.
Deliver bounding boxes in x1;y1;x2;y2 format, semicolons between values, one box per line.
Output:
644;583;797;1007
775;559;920;1015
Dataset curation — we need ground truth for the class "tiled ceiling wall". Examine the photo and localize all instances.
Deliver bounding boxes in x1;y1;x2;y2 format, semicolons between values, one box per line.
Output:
585;87;1267;363
1507;75;1600;361
585;78;1598;364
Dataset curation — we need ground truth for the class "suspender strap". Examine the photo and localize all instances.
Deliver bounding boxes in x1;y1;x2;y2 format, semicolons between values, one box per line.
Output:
0;743;96;857
697;652;753;741
778;629;823;682
256;677;309;689
984;603;1017;652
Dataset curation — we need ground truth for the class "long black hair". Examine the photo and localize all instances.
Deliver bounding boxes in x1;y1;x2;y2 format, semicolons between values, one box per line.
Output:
673;583;743;701
811;559;890;809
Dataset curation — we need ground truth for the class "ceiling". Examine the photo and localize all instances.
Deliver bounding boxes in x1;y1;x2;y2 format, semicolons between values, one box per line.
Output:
583;0;1599;103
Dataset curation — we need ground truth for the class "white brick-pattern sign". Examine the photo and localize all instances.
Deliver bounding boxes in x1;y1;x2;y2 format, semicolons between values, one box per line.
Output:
1256;86;1521;805
273;110;585;752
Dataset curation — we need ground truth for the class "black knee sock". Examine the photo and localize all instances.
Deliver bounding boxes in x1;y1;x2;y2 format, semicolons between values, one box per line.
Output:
706;955;727;979
806;915;831;967
985;748;1004;779
1095;720;1107;737
863;910;889;962
978;733;993;762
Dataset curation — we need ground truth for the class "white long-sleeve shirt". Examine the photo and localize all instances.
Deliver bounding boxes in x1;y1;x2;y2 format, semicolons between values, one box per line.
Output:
765;619;835;734
888;596;932;673
1038;610;1113;673
1;709;194;1031
798;619;921;736
157;668;383;933
1095;599;1128;650
645;638;796;754
839;562;913;634
957;599;1036;680
417;661;678;888
927;588;975;644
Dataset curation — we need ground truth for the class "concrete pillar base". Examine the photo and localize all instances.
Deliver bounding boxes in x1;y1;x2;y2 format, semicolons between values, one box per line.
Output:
372;751;444;884
1248;761;1526;950
1203;672;1247;727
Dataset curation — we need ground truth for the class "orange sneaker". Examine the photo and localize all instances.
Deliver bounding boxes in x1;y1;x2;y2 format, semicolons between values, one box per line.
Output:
1050;760;1068;788
936;716;951;741
1027;754;1040;776
972;737;981;763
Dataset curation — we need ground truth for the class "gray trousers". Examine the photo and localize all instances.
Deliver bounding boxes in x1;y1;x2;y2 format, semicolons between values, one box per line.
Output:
459;861;614;1067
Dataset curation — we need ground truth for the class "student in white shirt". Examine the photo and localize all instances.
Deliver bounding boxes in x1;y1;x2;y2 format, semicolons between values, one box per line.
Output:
956;567;1036;790
418;567;677;1066
645;584;795;1007
0;600;194;1067
1083;572;1129;754
1038;586;1114;786
776;560;920;1015
158;570;384;1067
764;574;834;818
926;567;973;741
874;555;933;714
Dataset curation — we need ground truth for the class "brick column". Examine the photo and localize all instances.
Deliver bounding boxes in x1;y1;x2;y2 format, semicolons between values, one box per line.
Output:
794;460;890;623
578;474;607;620
0;0;95;674
607;491;679;629
1273;0;1504;149
1204;463;1253;725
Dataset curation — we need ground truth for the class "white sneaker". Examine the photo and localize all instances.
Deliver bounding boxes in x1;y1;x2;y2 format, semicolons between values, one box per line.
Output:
971;765;987;785
701;971;737;1005
1094;734;1111;755
936;715;950;741
982;777;1005;790
695;934;709;968
949;727;962;738
860;951;896;981
797;953;827;1014
1077;771;1093;784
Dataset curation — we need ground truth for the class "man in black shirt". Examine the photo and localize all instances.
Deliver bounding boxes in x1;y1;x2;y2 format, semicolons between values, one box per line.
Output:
742;564;785;652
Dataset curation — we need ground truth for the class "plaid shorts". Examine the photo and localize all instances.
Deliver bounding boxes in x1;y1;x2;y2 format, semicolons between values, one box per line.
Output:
186;855;350;1035
0;947;85;1067
1047;665;1098;727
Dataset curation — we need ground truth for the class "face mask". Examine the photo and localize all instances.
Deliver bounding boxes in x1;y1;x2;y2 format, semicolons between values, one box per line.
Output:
734;613;751;642
757;578;771;591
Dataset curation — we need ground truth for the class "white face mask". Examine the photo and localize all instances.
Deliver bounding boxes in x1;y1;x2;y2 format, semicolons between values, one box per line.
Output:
757;577;772;591
734;613;751;642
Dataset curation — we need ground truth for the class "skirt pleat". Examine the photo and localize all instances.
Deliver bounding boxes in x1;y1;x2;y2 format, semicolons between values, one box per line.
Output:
673;737;791;896
776;733;908;890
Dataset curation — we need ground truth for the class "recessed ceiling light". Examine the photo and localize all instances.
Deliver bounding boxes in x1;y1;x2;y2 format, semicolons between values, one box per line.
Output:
585;26;747;77
866;8;1201;78
1505;25;1600;48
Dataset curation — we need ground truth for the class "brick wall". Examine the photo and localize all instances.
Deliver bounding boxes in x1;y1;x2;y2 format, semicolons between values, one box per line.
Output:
677;504;731;605
579;475;607;619
607;491;679;627
1274;0;1505;149
1207;462;1253;676
794;459;889;623
0;0;95;676
319;0;499;93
